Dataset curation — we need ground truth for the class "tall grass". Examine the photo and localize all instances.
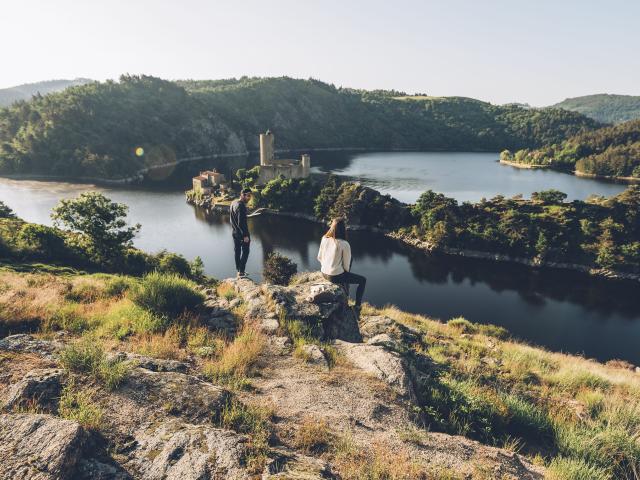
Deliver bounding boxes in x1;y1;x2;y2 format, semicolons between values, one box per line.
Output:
130;272;204;318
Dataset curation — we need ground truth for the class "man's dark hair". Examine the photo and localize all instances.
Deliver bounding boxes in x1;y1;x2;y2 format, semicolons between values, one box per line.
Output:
241;188;252;195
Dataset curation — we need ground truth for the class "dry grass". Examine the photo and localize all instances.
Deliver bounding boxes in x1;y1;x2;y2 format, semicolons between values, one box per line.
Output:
216;282;237;301
293;416;334;453
332;434;438;480
204;325;266;388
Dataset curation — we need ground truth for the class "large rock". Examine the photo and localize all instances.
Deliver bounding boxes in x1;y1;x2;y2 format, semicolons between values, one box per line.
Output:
0;334;64;359
127;419;250;480
359;315;421;346
334;340;417;400
118;368;230;424
0;413;87;480
2;368;65;410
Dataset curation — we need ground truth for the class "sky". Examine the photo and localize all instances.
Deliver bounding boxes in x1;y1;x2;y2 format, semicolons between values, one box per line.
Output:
1;0;639;105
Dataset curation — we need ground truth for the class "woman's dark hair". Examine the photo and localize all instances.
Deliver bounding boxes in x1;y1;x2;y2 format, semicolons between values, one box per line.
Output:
324;218;347;240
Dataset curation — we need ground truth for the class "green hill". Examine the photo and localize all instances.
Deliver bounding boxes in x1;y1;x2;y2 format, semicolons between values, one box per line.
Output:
0;75;601;180
0;78;93;107
553;94;640;124
501;119;640;179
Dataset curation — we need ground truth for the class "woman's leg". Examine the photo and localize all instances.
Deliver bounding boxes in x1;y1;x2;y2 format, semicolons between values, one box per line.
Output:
341;271;366;306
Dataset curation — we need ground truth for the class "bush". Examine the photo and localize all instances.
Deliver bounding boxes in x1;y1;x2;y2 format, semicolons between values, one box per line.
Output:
263;252;297;285
130;272;204;318
59;382;104;430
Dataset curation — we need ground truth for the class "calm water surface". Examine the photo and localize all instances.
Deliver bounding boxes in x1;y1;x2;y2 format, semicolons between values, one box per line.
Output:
0;151;638;363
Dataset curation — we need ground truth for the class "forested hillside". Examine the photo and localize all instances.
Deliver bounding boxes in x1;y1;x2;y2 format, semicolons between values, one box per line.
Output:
0;75;601;180
0;78;92;107
553;94;640;124
501;119;640;179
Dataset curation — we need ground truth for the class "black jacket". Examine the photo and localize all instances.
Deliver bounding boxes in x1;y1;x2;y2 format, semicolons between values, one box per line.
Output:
230;200;249;238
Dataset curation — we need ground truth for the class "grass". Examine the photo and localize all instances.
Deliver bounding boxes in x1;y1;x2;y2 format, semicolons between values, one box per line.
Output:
217;398;273;473
58;381;104;430
364;303;640;480
130;271;205;318
60;338;130;389
203;326;266;388
280;314;341;368
216;282;237;301
293;416;334;453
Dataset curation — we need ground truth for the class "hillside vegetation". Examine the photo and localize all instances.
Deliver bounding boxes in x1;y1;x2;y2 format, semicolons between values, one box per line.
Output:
553;94;640;124
0;75;601;180
501;119;640;179
0;78;92;107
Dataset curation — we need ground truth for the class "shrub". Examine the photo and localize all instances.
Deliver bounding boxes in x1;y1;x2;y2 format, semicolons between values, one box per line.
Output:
447;317;478;334
103;275;135;298
153;250;193;277
130;272;204;318
263;252;297;286
60;338;105;373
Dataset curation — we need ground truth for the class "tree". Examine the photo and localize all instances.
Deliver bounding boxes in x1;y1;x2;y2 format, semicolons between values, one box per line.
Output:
0;201;16;219
531;189;568;204
51;192;140;266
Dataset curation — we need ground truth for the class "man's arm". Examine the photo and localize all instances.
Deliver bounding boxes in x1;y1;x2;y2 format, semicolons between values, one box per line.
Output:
240;203;250;241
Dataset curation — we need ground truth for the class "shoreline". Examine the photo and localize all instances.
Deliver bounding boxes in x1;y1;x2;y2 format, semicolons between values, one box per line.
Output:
186;194;640;284
499;159;640;183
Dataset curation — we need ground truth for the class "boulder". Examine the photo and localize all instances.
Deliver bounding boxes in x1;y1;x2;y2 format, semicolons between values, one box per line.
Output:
2;368;65;410
0;334;63;359
359;315;420;345
0;413;87;480
119;368;230;423
263;448;335;479
127;419;250;480
334;340;416;400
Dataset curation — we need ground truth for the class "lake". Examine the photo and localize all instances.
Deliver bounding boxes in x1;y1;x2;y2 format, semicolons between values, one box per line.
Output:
1;151;638;364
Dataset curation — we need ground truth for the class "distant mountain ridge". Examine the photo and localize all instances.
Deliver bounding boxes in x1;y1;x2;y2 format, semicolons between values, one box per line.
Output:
0;78;93;107
552;94;640;124
0;75;601;180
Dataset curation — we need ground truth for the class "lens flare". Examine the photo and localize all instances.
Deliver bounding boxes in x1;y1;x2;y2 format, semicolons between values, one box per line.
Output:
135;147;144;157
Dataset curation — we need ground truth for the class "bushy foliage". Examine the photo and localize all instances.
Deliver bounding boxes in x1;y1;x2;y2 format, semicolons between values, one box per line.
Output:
409;186;640;272
256;177;320;214
51;192;140;265
263;251;298;285
130;271;204;319
0;201;15;218
505;119;640;178
0;76;600;179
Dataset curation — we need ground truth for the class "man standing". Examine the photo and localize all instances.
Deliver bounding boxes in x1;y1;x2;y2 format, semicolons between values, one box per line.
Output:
230;188;252;277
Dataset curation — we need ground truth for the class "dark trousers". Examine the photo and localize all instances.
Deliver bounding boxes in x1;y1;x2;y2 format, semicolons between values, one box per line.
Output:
323;271;366;306
233;235;250;273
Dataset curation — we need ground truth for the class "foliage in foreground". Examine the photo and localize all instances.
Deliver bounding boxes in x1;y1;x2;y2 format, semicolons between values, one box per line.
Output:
262;251;297;286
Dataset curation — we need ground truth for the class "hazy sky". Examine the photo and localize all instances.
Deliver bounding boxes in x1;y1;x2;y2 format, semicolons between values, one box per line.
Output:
2;0;638;105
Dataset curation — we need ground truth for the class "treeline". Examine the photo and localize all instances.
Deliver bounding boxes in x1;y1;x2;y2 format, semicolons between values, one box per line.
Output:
0;75;601;180
0;194;204;279
501;119;640;179
245;173;640;274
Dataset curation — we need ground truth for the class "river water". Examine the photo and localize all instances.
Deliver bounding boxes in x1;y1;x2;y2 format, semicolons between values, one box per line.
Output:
1;151;638;364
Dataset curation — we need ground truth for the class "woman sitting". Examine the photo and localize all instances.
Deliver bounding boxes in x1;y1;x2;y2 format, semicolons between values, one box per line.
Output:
317;218;367;316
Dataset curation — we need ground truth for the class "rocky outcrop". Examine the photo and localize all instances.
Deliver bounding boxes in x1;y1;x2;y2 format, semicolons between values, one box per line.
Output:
126;419;249;480
334;340;418;400
2;368;65;410
107;352;189;373
225;274;362;342
0;414;87;480
0;334;63;360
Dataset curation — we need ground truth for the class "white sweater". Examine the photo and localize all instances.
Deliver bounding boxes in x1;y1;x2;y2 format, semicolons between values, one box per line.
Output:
317;237;351;276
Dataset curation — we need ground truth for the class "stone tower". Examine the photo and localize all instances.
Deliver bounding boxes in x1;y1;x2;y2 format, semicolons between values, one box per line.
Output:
301;154;311;176
259;130;275;166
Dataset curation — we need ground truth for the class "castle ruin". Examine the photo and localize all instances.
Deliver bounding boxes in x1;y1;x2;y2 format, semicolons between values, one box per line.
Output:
257;130;310;184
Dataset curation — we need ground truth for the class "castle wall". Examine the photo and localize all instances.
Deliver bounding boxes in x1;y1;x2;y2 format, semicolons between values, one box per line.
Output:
259;133;275;166
258;164;309;184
